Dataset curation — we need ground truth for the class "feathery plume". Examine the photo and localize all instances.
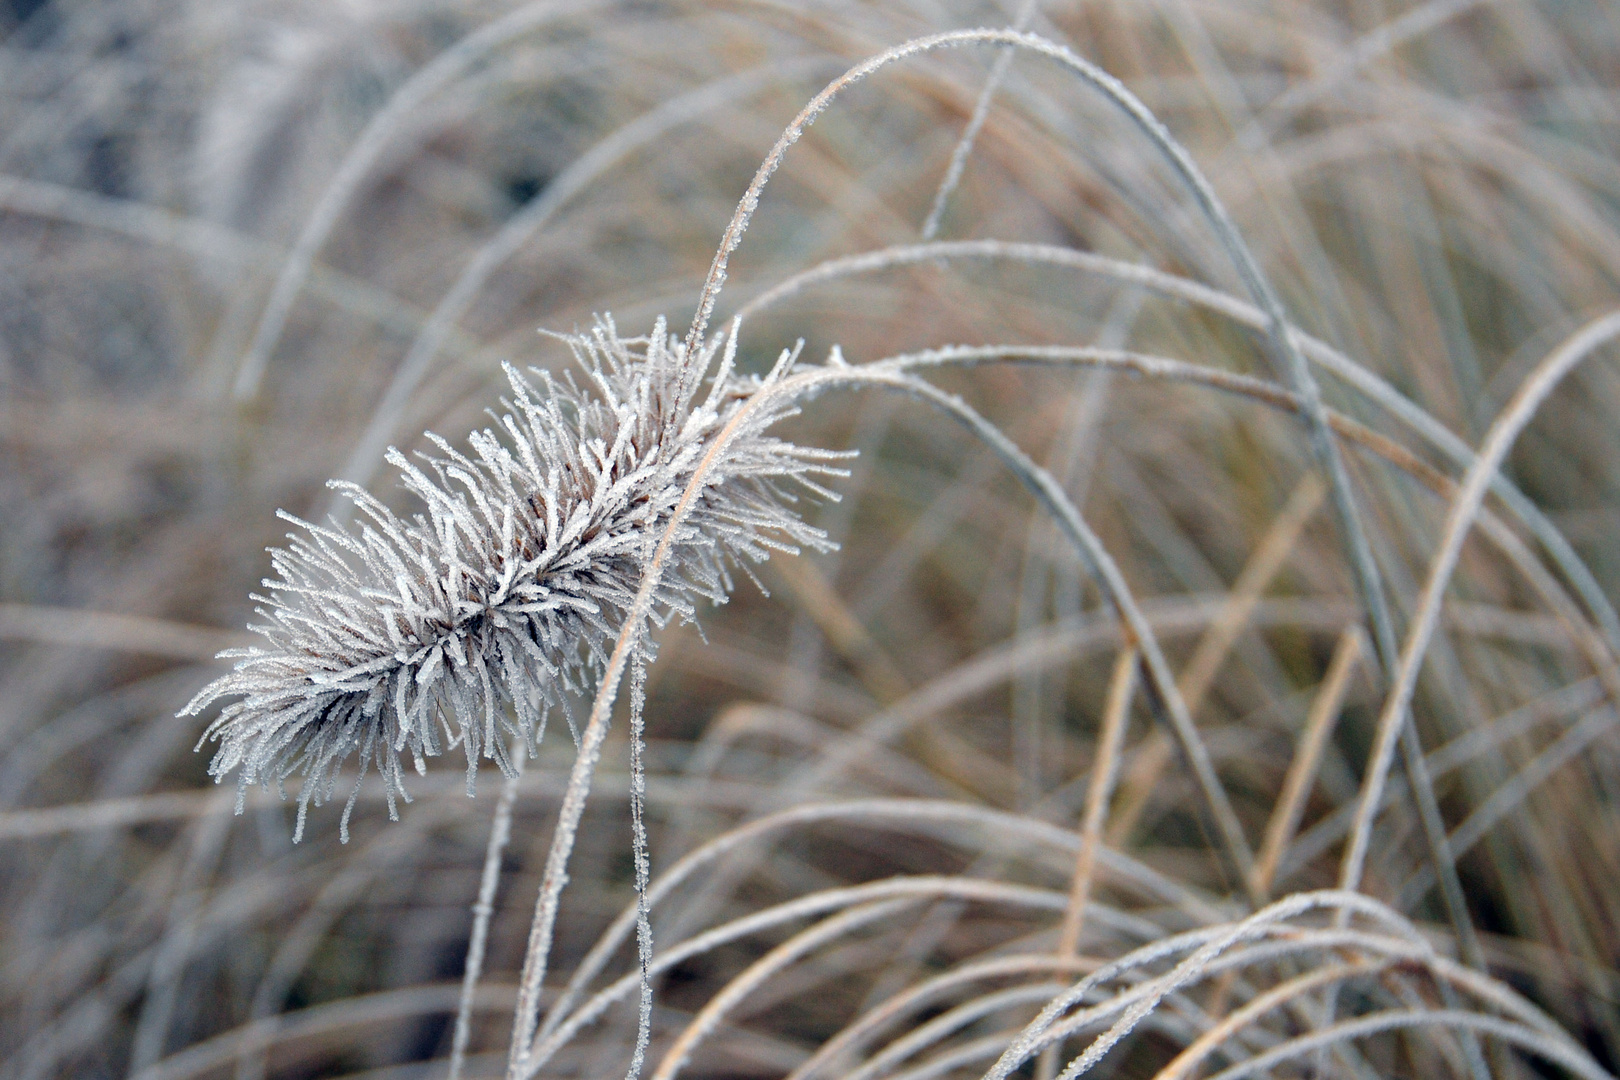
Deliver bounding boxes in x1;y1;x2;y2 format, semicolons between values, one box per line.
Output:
182;316;847;840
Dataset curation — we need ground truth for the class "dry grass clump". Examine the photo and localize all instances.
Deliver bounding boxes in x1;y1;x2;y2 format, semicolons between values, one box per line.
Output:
2;2;1620;1079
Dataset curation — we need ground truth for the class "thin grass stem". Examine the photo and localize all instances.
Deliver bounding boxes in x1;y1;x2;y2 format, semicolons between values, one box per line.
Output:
449;748;524;1080
1058;646;1138;954
1251;626;1365;900
1340;311;1620;897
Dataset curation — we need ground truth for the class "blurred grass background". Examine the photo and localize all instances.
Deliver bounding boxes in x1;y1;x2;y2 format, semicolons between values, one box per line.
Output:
3;1;1620;1077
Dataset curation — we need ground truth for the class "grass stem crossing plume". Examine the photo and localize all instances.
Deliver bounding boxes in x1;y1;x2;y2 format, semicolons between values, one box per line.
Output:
184;318;845;840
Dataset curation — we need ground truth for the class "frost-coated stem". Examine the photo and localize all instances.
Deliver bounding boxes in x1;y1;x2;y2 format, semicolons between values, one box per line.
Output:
740;238;1620;653
919;0;1041;241
506;616;630;1077
683;28;1487;930
1057;646;1137;955
1201;1010;1615;1080
648;900;915;1080
1040;644;1136;1080
502;351;1258;1076
537;797;1225;1062
499;302;1620;1074
982;890;1417;1080
506;356;821;1077
1340;310;1620;894
623;653;655;1080
450;747;523;1080
881;374;1259;896
1252;628;1362;900
683;30;1391;696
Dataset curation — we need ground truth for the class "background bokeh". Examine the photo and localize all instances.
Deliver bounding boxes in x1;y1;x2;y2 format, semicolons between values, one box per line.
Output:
3;1;1620;1077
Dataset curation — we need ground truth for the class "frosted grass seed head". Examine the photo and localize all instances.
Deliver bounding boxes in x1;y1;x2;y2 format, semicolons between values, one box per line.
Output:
182;316;848;840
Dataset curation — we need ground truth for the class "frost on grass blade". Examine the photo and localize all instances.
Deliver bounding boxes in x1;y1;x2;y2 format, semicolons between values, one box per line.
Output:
182;316;850;840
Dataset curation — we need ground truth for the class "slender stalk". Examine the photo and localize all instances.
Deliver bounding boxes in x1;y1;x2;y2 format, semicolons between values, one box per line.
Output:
505;611;637;1077
1039;646;1136;1080
1150;960;1390;1080
877;375;1260;897
1108;473;1326;847
1251;627;1363;900
522;876;1075;1080
682;32;1396;725
449;747;524;1080
1057;647;1138;955
739;237;1620;653
1200;1010;1614;1080
537;794;1224;1062
918;0;1041;240
506;350;1256;1076
505;306;1620;1073
647;900;914;1080
787;955;1098;1080
1340;311;1620;897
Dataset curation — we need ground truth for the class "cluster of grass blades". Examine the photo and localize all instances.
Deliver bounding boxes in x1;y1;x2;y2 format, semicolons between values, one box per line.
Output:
2;2;1620;1079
